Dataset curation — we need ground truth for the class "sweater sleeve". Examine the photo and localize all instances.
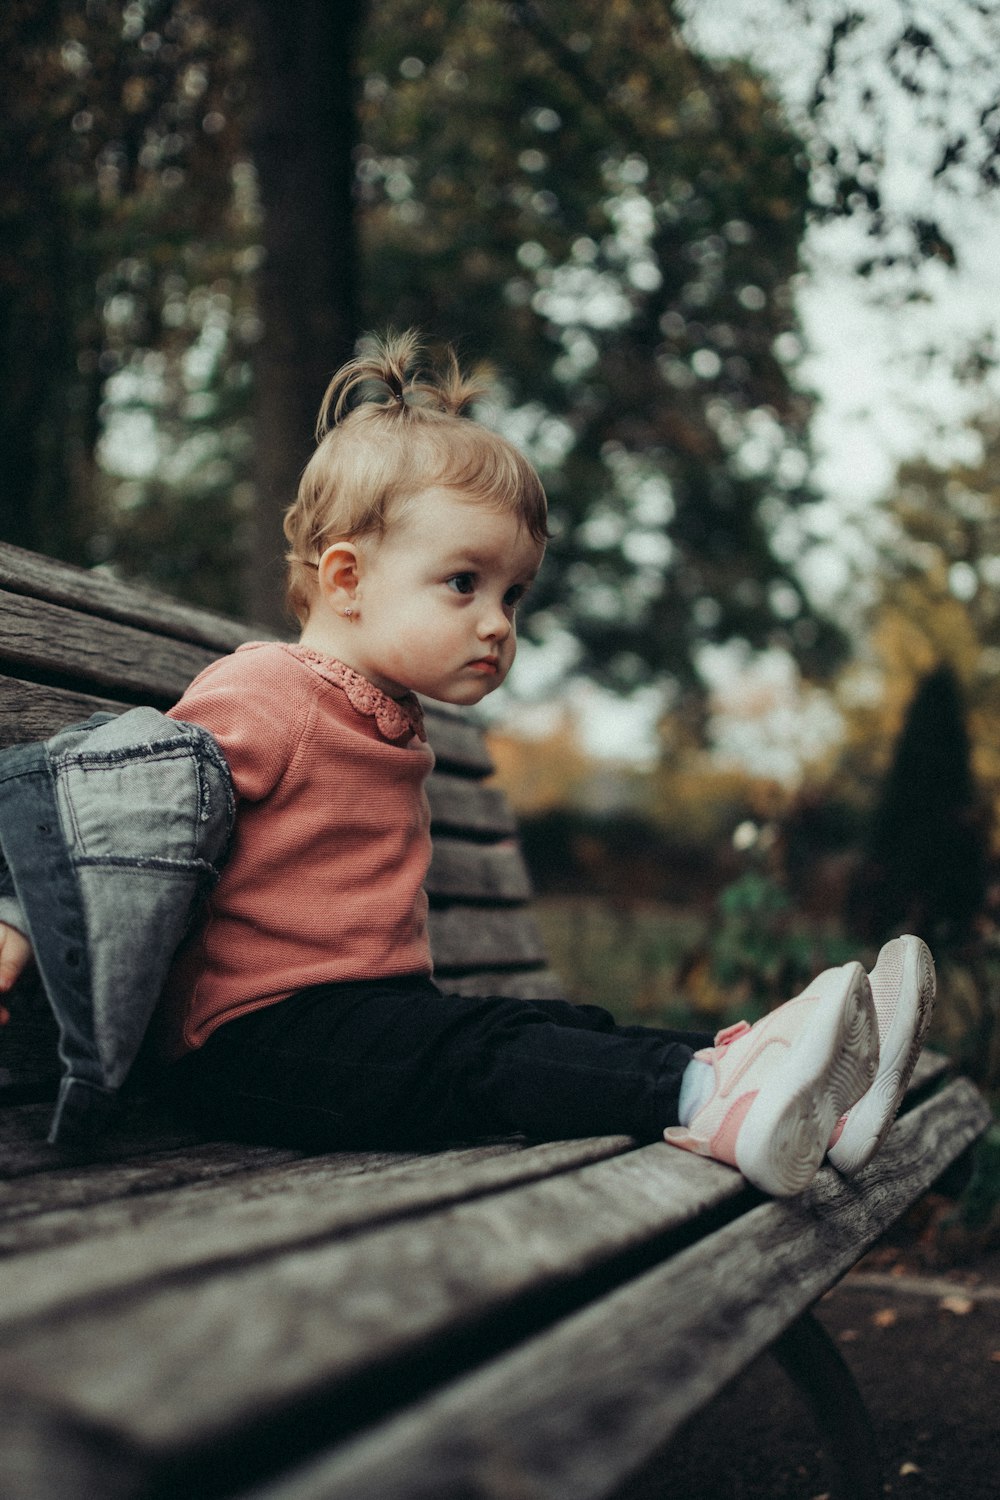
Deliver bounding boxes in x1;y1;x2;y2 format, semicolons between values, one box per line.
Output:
168;646;303;803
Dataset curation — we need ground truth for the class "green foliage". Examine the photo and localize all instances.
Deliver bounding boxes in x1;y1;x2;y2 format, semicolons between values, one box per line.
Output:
0;0;258;612
357;0;844;696
705;869;856;1015
8;0;999;669
532;896;707;1027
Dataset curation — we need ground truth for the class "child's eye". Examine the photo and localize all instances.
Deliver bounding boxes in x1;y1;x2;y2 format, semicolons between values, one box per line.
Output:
504;584;529;609
446;573;476;596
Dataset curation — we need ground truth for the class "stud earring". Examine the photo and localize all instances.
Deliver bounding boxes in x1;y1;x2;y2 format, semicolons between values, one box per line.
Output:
342;606;356;619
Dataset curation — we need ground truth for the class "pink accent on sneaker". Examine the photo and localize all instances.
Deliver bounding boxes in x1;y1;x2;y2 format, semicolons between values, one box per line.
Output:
827;935;936;1176
664;963;879;1198
712;1020;752;1049
707;1089;759;1167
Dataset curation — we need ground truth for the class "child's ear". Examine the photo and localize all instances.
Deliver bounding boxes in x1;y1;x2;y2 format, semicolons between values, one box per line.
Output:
316;542;360;608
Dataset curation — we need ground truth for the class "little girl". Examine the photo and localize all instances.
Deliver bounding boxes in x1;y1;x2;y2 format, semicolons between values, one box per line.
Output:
0;331;935;1196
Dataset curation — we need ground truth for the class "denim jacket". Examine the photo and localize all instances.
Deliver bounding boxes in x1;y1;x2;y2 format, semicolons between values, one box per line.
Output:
0;708;234;1150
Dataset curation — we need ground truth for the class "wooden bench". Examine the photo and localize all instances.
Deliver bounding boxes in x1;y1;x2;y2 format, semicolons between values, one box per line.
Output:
0;539;991;1500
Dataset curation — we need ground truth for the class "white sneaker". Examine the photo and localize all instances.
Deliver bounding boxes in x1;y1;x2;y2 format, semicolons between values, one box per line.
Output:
827;935;936;1175
664;963;878;1197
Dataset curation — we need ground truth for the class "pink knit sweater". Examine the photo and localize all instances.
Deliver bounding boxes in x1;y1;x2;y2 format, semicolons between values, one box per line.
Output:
162;643;435;1055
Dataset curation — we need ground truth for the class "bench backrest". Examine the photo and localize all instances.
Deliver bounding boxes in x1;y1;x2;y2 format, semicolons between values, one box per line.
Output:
0;541;557;1103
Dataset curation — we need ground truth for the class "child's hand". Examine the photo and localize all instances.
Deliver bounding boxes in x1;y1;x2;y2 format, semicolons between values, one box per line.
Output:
0;922;33;1022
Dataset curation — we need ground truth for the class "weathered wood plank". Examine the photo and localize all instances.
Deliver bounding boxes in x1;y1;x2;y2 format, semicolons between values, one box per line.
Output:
0;1103;301;1192
421;704;494;776
428;906;549;971
0;675;129;749
426;773;518;837
0;591;218;703
0;1138;634;1304
233;1079;994;1500
5;1077;985;1498
0;1143;744;1476
0;541;259;652
905;1048;951;1095
0;1141;504;1245
426;838;533;903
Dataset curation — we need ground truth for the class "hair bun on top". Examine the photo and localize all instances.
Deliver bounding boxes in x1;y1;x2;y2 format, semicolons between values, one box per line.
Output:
315;328;492;438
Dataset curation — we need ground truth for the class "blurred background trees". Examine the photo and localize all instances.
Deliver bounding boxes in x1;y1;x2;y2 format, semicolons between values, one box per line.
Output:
6;0;1000;1081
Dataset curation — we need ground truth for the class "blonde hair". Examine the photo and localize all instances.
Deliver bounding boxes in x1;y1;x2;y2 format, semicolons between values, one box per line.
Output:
283;329;549;624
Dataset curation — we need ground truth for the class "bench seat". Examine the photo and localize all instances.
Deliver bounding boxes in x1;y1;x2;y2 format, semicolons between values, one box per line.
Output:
0;541;991;1500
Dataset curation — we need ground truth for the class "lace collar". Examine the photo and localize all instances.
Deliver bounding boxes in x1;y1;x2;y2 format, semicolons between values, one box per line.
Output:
280;646;426;742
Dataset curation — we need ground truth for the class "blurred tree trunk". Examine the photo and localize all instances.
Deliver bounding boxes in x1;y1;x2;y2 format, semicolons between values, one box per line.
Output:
0;0;96;565
244;0;363;631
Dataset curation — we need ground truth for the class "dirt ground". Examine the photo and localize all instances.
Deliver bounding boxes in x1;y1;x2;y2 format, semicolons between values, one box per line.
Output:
619;1206;1000;1500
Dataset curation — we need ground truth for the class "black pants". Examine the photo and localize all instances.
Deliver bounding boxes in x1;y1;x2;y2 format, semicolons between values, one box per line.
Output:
170;977;714;1151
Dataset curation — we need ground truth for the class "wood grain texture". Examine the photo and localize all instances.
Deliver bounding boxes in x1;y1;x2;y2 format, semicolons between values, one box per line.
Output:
425;838;533;904
0;675;129;749
428;906;549;971
0;1138;635;1310
0;1108;300;1198
0;1143;743;1459
0;591;218;703
421;705;494;776
227;1081;995;1500
426;773;518;836
0;542;260;652
0;1081;987;1497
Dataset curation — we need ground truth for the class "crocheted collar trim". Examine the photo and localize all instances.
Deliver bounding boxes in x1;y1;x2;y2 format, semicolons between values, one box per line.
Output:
280;645;426;742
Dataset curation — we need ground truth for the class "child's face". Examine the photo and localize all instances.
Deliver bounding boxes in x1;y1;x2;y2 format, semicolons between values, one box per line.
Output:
344;488;544;705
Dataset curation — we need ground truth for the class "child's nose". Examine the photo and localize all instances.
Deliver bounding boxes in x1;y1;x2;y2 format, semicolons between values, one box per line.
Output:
478;602;512;641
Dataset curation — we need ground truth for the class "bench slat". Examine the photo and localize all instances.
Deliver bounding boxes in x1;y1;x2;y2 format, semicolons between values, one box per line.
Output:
420;706;494;776
0;542;256;653
0;1138;634;1303
0;1097;304;1185
0;591;218;703
4;1077;987;1497
426;774;517;836
0;676;128;749
0;1144;744;1471
232;1078;994;1500
428;906;548;970
426;839;533;903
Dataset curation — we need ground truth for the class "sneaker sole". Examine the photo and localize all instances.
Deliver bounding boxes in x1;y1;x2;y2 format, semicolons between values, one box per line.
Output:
735;964;879;1197
827;936;936;1175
